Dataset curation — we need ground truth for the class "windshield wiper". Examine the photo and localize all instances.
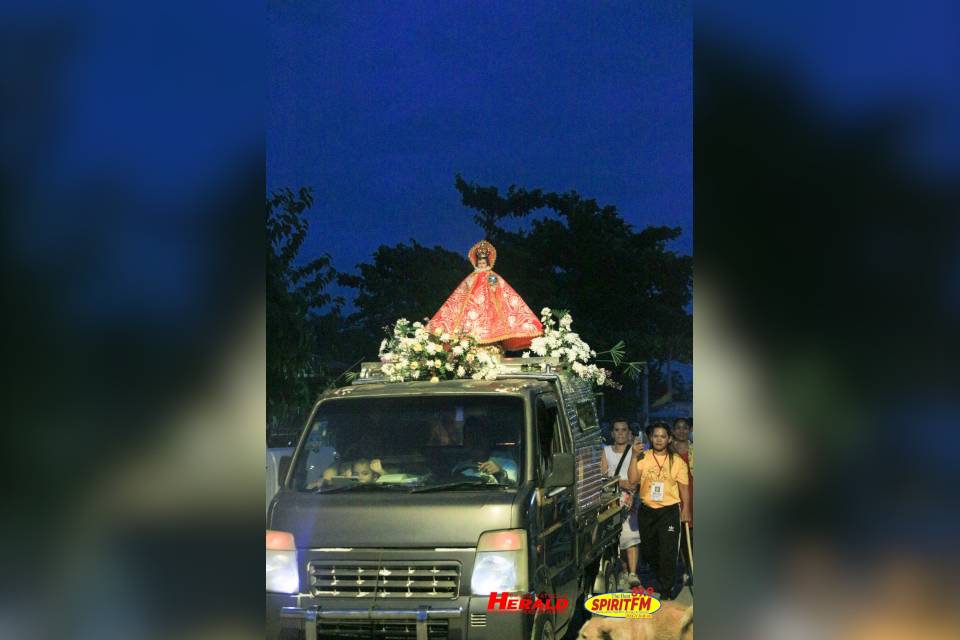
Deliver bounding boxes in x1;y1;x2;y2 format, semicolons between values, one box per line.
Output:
316;483;409;494
409;480;508;493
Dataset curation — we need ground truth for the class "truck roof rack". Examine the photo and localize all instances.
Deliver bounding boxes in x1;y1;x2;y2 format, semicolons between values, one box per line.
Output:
354;357;568;384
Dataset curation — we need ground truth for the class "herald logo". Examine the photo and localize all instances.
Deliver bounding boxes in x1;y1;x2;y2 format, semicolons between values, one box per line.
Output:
486;592;570;613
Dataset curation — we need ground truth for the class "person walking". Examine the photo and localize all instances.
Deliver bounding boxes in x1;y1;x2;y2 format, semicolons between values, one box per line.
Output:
628;421;691;599
600;419;642;588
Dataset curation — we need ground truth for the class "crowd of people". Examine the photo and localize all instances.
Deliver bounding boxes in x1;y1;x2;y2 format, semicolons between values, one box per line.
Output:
601;417;693;600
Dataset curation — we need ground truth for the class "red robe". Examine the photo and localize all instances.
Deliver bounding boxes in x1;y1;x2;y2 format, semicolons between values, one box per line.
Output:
429;268;542;351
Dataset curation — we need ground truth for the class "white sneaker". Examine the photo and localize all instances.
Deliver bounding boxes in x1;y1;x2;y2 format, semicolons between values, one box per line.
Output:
627;572;641;587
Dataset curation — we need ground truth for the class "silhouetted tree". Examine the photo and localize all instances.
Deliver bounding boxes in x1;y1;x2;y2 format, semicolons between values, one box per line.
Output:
266;187;339;430
338;240;469;343
455;175;693;376
335;179;693;417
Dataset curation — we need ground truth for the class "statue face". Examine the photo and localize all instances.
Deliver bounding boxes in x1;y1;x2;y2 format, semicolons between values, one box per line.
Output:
477;257;488;269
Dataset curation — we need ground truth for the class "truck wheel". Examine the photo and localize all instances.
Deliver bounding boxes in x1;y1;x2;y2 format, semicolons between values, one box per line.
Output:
532;613;556;640
592;554;620;595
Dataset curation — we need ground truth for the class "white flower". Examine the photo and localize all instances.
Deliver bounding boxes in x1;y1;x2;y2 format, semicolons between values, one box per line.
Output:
412;321;422;328
456;366;466;377
452;345;464;356
541;307;552;316
445;362;455;371
530;337;548;356
471;372;483;380
522;351;530;358
412;343;423;352
425;342;437;355
440;332;451;342
484;370;498;380
460;339;470;348
434;359;442;368
559;314;573;328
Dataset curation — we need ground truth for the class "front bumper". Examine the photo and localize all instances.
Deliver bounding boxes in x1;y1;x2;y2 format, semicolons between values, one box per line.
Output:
266;593;534;640
281;604;462;640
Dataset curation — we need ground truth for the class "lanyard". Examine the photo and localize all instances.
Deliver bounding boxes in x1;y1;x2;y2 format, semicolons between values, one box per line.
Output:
651;452;669;479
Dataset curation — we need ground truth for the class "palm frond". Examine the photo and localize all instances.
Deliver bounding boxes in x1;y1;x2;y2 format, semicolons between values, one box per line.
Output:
595;340;626;366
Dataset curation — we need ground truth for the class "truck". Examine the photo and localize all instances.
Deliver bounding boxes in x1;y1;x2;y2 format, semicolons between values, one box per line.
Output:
266;357;625;640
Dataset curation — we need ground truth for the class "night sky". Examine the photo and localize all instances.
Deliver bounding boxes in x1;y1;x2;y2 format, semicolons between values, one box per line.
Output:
268;2;692;278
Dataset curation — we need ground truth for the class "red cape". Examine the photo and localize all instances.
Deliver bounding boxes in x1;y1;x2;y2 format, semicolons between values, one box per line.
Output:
429;269;542;351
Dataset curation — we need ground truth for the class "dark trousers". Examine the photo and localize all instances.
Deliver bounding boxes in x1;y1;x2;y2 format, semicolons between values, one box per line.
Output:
638;503;681;597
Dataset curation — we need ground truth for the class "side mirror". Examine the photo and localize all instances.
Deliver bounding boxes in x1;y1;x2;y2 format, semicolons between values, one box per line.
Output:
543;452;575;488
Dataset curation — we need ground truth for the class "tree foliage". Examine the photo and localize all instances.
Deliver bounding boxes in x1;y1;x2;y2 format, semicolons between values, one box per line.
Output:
332;178;692;417
266;187;339;430
337;240;469;355
454;175;692;371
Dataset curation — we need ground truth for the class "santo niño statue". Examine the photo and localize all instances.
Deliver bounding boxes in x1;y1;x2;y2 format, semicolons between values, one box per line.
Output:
428;240;543;352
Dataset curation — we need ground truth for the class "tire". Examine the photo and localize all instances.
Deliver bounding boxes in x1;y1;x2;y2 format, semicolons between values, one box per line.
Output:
591;555;617;595
598;552;621;594
532;613;556;640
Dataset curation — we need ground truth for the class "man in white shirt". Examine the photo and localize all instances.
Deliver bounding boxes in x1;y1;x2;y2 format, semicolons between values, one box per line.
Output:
600;419;642;588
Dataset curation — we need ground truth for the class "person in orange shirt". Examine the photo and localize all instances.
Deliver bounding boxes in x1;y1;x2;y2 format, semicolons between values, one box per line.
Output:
628;422;691;599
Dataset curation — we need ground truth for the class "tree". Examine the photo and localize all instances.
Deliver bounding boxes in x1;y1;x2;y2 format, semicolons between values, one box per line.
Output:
454;175;693;389
452;175;692;416
266;187;339;432
337;240;470;359
334;178;693;418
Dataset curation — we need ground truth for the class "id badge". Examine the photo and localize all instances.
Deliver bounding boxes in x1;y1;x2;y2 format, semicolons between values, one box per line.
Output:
650;481;665;502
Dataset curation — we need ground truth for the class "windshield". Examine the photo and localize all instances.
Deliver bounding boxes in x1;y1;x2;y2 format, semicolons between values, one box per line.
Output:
289;395;525;492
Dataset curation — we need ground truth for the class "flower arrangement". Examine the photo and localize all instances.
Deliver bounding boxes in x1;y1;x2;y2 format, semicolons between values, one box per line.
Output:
524;308;616;387
377;310;628;388
378;319;501;383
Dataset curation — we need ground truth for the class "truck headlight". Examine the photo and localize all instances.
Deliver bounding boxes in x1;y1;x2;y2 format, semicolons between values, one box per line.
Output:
266;530;299;594
471;529;528;595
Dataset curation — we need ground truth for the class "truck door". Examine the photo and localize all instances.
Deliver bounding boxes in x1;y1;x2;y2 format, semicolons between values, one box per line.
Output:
534;393;578;629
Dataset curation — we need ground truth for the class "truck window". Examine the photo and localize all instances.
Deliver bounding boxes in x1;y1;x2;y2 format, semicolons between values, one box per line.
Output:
535;396;562;480
289;395;524;491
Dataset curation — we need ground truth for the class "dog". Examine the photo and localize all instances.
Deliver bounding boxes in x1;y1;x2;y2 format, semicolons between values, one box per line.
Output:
577;603;692;640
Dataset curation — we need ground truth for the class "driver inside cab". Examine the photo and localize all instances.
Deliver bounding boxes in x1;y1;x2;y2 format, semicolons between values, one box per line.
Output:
458;417;518;484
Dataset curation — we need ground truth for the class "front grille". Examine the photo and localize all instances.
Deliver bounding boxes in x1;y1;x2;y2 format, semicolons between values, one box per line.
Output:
309;561;461;598
316;618;448;639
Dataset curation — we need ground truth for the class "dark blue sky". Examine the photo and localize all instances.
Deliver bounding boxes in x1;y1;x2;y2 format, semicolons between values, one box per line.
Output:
268;2;692;275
